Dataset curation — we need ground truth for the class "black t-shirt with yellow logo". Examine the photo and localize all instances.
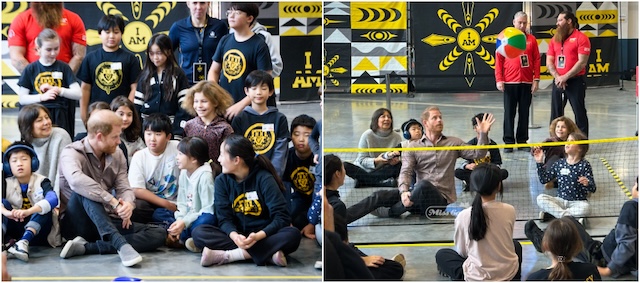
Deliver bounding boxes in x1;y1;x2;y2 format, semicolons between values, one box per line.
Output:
231;107;290;170
212;33;272;104
78;48;141;105
283;147;315;198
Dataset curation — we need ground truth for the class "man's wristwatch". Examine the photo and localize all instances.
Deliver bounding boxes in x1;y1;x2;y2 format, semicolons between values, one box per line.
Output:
112;201;121;210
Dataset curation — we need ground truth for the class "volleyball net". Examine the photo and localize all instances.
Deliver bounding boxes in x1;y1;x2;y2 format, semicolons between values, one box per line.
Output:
325;137;638;227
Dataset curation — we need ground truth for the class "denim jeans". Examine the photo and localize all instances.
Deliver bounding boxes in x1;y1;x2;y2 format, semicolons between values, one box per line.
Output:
179;213;217;242
2;199;52;246
61;193;166;254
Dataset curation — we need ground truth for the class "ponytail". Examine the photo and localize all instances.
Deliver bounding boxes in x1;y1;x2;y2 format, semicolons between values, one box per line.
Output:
543;217;583;280
255;154;285;193
548;256;573;280
469;193;487;241
467;163;503;241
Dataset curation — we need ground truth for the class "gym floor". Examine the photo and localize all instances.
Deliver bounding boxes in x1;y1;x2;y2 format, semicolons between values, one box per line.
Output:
323;85;637;281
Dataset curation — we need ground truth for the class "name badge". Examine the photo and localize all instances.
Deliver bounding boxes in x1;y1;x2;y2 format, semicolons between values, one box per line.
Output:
180;120;187;128
519;54;529;68
193;62;207;83
262;123;274;132
52;71;63;79
111;62;122;70
557;55;566;69
560;168;570;176
246;191;258;200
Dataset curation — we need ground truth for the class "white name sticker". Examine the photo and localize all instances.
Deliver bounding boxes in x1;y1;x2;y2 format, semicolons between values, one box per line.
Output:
560;168;571;176
246;191;258;201
262;123;274;132
111;62;122;70
51;72;63;79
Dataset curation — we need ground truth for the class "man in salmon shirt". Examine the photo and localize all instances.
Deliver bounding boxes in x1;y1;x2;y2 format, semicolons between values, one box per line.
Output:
495;11;540;153
546;11;591;137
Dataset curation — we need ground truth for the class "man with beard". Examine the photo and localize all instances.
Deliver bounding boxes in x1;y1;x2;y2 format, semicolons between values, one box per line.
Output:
8;2;86;73
495;12;540;153
546;11;591;136
57;110;166;267
345;107;495;222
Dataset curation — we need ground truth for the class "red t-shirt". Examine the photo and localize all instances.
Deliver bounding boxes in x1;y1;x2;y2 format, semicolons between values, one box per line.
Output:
8;9;86;64
547;29;591;77
495;33;541;83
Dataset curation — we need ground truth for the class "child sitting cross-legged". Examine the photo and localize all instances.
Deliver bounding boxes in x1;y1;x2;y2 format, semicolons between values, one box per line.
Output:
2;141;60;262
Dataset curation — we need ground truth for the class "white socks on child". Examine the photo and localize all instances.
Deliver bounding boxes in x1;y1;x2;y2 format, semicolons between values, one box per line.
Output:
227;248;247;262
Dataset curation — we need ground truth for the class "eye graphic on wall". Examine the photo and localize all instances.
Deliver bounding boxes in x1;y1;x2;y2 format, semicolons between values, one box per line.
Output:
536;4;573;19
421;2;499;87
578;12;616;22
282;4;322;14
356;7;402;22
361;31;398;41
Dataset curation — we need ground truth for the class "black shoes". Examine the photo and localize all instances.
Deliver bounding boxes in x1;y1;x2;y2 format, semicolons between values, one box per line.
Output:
539;211;556;222
504;148;514;153
525;219;544;253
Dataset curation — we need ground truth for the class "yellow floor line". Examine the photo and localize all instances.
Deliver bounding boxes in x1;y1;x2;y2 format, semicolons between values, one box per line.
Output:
356;241;535;249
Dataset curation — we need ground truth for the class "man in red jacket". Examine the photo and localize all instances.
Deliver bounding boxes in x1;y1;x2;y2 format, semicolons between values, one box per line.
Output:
495;11;540;153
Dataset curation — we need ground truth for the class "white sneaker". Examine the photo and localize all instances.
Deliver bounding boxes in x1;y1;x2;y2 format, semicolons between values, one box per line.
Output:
392;253;406;269
8;239;29;262
60;236;87;259
185;238;202;253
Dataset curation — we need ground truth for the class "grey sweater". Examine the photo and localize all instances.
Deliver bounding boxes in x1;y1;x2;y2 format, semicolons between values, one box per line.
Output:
32;127;72;196
354;129;402;172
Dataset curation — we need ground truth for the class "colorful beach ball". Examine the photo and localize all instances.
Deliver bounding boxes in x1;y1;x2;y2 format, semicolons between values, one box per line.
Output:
496;27;526;58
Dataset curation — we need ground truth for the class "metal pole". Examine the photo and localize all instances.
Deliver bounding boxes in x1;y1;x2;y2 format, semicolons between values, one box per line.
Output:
529;93;541;129
386;73;392;111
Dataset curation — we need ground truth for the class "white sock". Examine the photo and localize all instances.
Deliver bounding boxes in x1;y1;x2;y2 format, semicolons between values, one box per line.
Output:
226;248;247;262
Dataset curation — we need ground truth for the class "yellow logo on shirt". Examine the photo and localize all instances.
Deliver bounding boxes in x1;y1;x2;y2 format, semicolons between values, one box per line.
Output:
95;62;123;95
244;123;275;155
222;49;246;83
34;72;63;94
232;193;262;216
292;166;314;195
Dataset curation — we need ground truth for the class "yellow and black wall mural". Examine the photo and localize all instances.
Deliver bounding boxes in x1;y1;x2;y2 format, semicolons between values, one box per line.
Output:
412;2;520;92
324;1;408;94
1;1;321;108
531;2;618;87
220;2;322;102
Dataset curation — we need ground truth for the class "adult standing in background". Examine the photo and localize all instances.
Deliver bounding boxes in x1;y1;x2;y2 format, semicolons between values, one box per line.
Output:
169;1;229;86
495;11;540;152
8;2;86;73
546;11;591;137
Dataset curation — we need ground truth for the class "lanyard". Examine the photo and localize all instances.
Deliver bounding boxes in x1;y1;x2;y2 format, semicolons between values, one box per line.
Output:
194;22;207;62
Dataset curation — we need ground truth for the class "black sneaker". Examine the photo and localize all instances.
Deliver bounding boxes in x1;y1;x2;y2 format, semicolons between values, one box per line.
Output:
504;148;514;153
518;146;530;152
378;178;398;188
525;220;544;253
462;180;470;192
587;240;606;267
437;266;451;279
539;211;556;222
